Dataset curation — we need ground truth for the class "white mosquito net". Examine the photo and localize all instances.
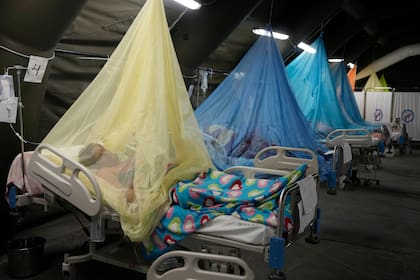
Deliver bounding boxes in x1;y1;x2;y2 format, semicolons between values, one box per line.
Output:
41;0;213;242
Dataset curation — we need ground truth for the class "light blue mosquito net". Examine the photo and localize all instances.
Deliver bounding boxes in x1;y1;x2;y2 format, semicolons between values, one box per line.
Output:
195;32;328;174
330;61;378;129
286;36;364;139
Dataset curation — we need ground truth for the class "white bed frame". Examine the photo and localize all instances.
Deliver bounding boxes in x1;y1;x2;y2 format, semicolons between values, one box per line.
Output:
324;128;373;148
28;144;102;217
28;143;320;280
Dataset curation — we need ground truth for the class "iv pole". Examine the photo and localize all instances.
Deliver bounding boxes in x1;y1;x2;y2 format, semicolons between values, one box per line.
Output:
6;65;27;192
16;66;26;192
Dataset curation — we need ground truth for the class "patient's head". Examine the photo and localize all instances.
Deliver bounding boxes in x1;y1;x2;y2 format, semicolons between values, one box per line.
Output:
79;143;119;167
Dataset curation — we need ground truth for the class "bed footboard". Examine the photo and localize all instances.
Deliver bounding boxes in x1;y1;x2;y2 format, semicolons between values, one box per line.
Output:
148;250;254;280
28;144;102;217
179;171;320;279
326;128;373;148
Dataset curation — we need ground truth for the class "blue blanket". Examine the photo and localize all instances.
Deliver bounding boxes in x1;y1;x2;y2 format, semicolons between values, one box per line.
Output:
142;163;308;258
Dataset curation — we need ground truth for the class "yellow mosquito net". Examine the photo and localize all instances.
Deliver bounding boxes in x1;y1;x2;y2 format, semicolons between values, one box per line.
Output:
41;0;214;242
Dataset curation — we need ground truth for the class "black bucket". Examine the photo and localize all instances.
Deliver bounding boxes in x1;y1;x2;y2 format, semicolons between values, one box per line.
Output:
7;237;46;278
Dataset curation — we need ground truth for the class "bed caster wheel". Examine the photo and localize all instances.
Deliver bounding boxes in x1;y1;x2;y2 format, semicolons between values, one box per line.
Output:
268;271;287;280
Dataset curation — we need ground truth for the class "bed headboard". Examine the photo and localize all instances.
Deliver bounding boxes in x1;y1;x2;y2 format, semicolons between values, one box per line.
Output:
28;144;102;217
253;146;318;175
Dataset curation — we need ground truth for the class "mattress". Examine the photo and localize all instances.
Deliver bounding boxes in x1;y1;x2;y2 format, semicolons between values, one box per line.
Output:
197;215;275;245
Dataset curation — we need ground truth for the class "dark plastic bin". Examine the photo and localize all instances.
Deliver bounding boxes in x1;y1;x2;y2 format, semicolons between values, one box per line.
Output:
7;237;46;278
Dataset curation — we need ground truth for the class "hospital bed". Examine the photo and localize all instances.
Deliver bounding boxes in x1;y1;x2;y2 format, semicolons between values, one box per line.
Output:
316;128;375;191
322;128;385;186
28;144;320;280
386;122;412;156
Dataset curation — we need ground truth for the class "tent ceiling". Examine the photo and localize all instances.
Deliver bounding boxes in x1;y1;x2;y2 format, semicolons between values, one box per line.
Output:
173;0;420;90
6;0;420;90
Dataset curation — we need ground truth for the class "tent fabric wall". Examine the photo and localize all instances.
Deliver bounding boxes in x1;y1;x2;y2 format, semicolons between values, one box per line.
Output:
357;90;419;140
0;0;86;186
38;0;145;140
393;92;420;140
364;92;393;123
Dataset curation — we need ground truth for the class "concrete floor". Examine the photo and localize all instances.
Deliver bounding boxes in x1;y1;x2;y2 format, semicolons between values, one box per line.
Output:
1;148;419;280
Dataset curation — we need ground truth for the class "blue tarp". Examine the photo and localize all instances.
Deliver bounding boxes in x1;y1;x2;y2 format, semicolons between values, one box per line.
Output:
330;61;377;129
286;36;364;139
195;32;326;172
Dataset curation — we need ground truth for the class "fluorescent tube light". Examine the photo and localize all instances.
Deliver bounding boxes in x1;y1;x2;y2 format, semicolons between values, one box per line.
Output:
252;28;289;40
328;58;344;63
297;42;316;54
172;0;201;10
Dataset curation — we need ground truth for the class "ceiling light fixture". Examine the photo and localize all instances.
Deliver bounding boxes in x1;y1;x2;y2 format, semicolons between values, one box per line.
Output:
297;42;316;54
172;0;201;10
252;28;289;40
347;62;355;69
328;58;344;63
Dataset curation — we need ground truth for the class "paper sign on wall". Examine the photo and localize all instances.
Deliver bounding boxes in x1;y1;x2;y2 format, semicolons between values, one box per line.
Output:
24;55;48;83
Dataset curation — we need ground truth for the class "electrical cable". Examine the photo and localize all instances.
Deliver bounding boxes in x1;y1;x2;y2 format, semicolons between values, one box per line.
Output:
0;44;55;60
9;123;41;146
169;7;188;30
56;199;90;238
268;0;274;25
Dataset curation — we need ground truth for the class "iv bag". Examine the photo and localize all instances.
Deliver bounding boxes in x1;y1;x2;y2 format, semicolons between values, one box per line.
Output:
0;75;15;100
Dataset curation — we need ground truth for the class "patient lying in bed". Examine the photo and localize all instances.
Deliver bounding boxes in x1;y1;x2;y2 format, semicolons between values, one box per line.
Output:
78;143;177;203
78;143;136;203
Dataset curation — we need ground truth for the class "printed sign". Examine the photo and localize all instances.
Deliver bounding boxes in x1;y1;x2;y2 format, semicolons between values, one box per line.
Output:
24;55;48;83
401;109;415;123
374;108;383;122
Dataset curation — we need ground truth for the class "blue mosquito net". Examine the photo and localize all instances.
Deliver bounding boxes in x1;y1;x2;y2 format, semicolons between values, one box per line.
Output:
195;32;325;171
286;36;363;139
330;61;378;129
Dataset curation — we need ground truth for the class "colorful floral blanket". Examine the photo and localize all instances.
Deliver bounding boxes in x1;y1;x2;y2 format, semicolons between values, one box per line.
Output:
141;163;308;258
